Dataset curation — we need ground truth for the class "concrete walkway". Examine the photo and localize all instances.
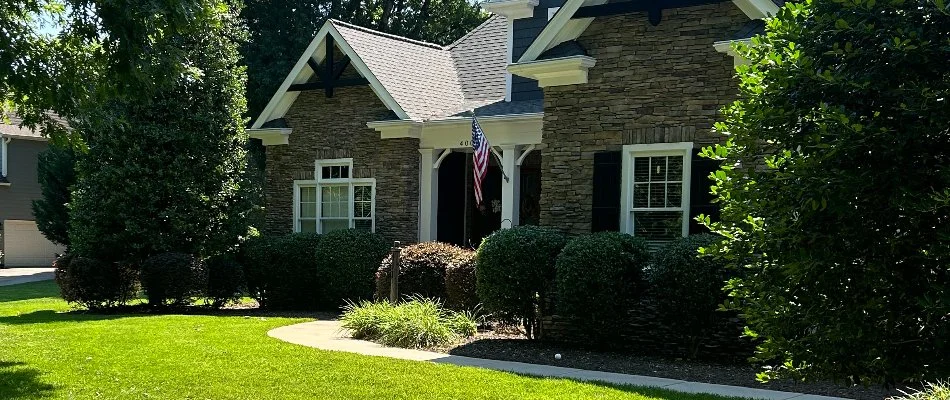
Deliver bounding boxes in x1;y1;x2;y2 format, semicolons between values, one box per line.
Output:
268;321;845;400
0;267;56;287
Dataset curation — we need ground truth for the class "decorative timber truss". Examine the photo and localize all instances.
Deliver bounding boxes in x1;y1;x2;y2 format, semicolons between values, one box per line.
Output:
574;0;734;26
287;36;369;97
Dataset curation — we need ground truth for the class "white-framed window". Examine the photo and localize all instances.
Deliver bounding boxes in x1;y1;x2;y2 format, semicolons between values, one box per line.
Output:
293;158;375;233
0;136;8;179
620;142;693;247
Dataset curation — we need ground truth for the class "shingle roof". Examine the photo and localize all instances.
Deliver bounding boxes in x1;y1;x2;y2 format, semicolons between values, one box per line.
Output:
0;113;57;140
730;19;765;41
452;99;544;117
328;16;509;120
538;41;587;60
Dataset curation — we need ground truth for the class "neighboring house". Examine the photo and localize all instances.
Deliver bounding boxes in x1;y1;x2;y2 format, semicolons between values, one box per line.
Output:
0;116;65;266
249;0;778;248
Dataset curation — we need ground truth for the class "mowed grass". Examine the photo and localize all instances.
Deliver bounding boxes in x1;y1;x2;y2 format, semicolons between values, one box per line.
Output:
0;281;741;400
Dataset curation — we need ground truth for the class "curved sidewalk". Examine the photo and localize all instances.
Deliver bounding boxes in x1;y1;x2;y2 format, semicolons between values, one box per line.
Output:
268;321;845;400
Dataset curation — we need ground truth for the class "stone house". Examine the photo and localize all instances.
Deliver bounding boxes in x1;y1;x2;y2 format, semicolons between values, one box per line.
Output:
1;116;66;266
250;0;778;248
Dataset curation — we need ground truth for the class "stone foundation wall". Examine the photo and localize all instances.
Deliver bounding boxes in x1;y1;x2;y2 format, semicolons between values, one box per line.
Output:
263;86;419;244
538;3;747;234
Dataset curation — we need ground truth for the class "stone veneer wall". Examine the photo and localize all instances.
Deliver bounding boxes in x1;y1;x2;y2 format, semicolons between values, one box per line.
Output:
538;3;746;234
263;86;419;244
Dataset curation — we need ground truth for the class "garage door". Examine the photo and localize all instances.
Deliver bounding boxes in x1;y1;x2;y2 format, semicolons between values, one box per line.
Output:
2;220;65;267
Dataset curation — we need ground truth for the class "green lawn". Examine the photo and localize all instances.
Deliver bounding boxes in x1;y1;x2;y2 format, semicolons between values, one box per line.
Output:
0;281;741;400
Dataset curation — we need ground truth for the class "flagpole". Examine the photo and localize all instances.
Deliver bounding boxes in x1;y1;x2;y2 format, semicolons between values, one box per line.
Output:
472;113;510;183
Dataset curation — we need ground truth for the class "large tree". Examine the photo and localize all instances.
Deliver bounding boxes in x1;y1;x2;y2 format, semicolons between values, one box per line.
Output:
241;0;486;118
68;0;253;261
703;0;950;385
1;0;236;146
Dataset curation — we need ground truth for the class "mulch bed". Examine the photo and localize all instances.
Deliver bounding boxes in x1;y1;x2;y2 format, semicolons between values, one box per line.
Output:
437;330;913;400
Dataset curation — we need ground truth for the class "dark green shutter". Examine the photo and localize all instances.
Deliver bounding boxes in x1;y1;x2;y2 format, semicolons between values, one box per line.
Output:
592;151;622;232
689;148;721;234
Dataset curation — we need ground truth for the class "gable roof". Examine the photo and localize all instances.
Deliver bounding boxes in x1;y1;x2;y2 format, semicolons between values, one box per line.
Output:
516;0;780;63
1;113;59;141
252;16;509;128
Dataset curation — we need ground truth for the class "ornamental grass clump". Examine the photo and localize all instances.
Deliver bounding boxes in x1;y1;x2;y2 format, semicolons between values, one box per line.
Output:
893;381;950;400
340;297;477;349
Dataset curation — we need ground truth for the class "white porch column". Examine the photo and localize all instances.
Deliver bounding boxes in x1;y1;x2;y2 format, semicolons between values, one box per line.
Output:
419;149;440;242
500;145;521;228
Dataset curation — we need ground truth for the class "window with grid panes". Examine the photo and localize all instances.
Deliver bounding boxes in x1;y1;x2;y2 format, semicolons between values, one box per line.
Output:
294;159;374;234
622;143;692;248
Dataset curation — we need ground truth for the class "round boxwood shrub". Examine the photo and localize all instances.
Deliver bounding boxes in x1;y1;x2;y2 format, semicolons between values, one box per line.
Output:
374;242;474;302
240;233;322;310
475;225;568;339
444;255;478;311
314;229;389;310
54;255;137;310
648;234;730;357
140;252;206;306
205;254;245;309
555;232;650;346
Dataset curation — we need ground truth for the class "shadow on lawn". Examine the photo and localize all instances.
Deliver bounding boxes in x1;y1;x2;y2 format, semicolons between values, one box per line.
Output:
0;309;131;325
0;361;56;399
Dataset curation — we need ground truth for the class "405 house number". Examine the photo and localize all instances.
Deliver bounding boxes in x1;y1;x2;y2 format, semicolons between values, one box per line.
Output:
459;140;471;147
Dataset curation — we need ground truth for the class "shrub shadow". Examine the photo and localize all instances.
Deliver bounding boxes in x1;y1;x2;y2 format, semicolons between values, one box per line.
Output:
0;361;56;399
0;309;130;326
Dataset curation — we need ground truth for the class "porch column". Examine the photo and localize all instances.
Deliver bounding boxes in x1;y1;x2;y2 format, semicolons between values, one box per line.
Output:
419;149;442;242
500;145;521;228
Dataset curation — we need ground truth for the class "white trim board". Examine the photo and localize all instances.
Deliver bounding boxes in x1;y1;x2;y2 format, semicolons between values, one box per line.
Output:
517;0;778;63
251;21;410;129
619;142;694;241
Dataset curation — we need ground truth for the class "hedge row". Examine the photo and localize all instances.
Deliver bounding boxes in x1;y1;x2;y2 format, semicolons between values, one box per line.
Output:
474;226;735;357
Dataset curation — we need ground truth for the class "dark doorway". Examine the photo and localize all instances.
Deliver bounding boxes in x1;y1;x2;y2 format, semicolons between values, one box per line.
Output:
436;151;502;249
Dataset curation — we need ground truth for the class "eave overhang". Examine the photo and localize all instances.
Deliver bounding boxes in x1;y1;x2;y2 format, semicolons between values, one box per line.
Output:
713;39;752;66
481;0;540;19
367;112;543;149
248;128;293;146
507;56;596;87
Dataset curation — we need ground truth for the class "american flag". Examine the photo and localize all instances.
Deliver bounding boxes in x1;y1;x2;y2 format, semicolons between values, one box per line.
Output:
471;115;490;206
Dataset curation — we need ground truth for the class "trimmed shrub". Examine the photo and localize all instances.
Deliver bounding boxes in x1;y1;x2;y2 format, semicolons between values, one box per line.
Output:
374;242;474;303
314;229;388;310
55;256;137;309
475;225;568;339
444;255;478;311
140;252;206;306
555;232;650;345
240;233;321;310
648;234;731;358
340;297;477;349
205;254;245;308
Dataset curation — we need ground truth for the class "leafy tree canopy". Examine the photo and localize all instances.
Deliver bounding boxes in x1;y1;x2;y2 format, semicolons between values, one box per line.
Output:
241;0;487;118
703;0;950;385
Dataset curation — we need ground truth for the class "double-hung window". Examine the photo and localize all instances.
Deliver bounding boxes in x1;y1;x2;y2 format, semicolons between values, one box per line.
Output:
620;142;692;248
294;158;375;233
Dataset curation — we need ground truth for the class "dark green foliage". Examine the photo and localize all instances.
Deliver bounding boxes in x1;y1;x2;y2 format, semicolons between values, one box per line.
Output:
205;254;246;309
704;0;950;384
140;253;206;306
68;3;252;262
240;233;322;310
32;144;76;247
444;254;478;311
375;242;474;302
475;226;568;339
54;255;137;309
314;229;389;310
241;0;487;118
555;232;650;345
648;234;730;358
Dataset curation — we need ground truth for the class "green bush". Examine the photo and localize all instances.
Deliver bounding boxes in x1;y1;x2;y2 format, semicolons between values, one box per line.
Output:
240;233;321;310
444;255;478;311
205;254;245;308
314;229;388;310
374;242;474;302
893;382;950;400
555;232;649;345
140;252;206;306
648;234;729;357
476;225;568;339
54;256;137;309
703;0;950;384
340;297;477;349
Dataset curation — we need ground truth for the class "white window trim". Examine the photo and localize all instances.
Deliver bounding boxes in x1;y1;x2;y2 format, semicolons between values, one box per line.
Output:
1;136;9;179
293;158;377;233
619;142;693;240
